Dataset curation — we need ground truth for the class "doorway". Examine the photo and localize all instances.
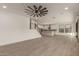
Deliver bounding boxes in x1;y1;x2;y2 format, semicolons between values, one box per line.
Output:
76;19;79;38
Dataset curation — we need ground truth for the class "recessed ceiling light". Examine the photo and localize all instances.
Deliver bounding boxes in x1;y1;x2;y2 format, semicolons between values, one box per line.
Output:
65;7;69;10
2;5;7;8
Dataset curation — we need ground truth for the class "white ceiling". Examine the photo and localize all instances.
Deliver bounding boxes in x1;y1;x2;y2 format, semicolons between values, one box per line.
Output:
25;3;79;16
0;3;79;24
0;3;25;16
0;3;79;16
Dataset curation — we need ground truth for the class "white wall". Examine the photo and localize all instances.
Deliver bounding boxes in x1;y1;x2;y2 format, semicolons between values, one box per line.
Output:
0;11;30;32
0;7;41;46
0;29;41;46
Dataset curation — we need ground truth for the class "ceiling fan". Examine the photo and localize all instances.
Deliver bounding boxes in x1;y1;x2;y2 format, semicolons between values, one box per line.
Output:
24;5;48;17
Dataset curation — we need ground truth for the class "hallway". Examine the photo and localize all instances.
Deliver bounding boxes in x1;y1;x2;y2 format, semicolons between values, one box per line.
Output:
0;35;79;56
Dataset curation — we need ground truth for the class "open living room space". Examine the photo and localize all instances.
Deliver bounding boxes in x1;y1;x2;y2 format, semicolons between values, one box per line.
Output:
0;3;79;56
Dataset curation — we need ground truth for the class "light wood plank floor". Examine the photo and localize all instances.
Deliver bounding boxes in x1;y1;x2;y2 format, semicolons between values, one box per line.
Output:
0;35;79;56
